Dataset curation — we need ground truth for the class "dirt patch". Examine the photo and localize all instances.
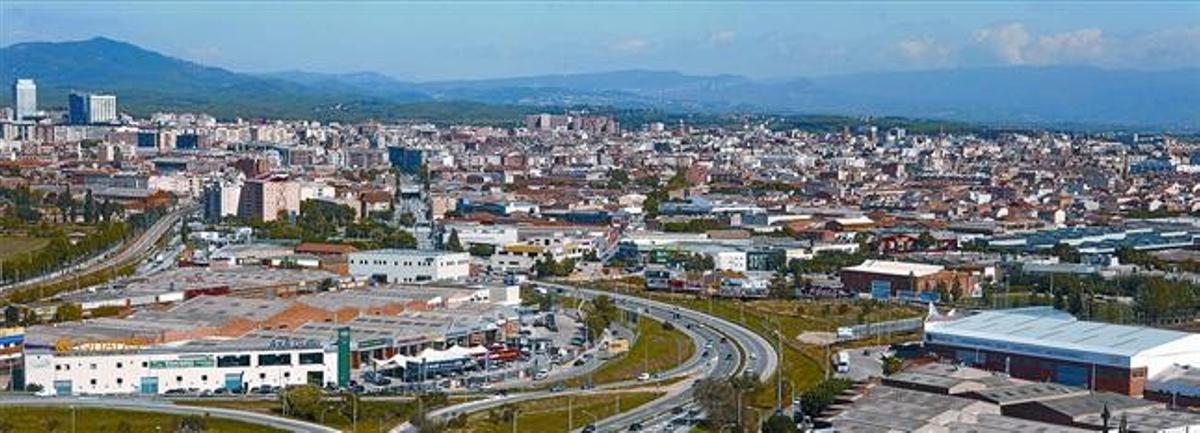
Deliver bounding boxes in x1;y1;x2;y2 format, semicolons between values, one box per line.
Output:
796;331;838;345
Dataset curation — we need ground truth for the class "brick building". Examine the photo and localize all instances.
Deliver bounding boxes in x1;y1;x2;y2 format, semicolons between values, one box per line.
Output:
841;260;975;301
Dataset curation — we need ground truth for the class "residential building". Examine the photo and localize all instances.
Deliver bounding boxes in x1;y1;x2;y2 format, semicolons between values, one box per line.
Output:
237;176;300;222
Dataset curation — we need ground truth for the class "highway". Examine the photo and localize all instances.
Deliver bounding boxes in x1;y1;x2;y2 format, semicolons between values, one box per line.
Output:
391;281;777;432
0;395;338;433
568;283;777;432
0;202;196;296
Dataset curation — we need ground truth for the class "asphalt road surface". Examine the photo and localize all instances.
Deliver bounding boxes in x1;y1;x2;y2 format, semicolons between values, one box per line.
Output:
391;282;778;433
837;345;889;382
568;283;777;432
0;395;337;433
0;202;196;295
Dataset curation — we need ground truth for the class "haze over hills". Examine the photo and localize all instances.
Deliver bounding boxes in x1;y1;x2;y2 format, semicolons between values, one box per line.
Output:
2;37;1198;130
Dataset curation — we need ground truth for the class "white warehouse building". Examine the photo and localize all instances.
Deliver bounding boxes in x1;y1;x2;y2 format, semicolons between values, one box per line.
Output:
26;340;338;396
349;249;470;283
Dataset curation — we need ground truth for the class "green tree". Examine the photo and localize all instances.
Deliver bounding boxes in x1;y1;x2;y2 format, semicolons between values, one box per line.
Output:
769;273;792;299
174;414;208;433
52;303;83;322
882;356;904;375
762;413;799;433
915;232;938;250
607;169;630;189
1068;288;1085;316
281;384;324;420
446;229;464;252
468;244;495;257
584;295;620;340
798;378;853;417
83;189;96;224
695;373;758;431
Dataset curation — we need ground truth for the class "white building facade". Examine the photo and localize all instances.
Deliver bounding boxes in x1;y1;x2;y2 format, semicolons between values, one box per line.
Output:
349;249;470;283
26;344;338;396
12;79;36;120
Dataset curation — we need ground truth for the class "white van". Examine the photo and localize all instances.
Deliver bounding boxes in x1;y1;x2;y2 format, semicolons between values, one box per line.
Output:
836;350;851;374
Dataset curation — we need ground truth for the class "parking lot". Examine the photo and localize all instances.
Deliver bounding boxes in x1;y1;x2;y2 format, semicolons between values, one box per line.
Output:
349;305;624;394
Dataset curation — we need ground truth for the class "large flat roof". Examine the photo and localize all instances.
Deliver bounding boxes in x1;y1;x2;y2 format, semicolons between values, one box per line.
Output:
926;307;1200;365
842;260;944;277
350;249;467;257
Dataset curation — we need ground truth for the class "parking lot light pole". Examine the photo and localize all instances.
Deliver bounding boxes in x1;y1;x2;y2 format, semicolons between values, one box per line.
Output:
511;409;520;433
581;409;598;426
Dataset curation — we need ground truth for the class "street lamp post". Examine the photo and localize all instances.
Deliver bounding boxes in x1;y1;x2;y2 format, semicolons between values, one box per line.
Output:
511;409;521;433
580;409;598;427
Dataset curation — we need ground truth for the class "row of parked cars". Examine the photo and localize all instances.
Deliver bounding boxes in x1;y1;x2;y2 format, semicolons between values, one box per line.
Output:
161;384;283;397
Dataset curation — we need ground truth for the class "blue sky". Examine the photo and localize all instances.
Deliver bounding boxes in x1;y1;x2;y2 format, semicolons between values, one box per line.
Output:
2;1;1197;81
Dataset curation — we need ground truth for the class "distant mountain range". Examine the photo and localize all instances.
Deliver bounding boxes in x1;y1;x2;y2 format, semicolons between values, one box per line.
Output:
2;37;1198;130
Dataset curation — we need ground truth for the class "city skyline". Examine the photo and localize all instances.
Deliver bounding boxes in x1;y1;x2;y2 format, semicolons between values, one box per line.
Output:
2;1;1198;81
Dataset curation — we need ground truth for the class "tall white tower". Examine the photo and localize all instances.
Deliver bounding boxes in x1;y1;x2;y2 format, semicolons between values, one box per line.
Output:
12;79;37;120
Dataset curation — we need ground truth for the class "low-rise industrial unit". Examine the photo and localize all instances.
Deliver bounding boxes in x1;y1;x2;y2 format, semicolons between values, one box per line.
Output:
925;307;1200;396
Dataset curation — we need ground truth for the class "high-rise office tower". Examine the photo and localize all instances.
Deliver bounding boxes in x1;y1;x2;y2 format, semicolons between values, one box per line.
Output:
69;91;118;124
12;79;36;120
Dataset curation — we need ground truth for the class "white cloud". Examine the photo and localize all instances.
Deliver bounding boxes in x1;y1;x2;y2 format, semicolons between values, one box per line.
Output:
1026;28;1104;65
974;22;1031;64
895;36;951;67
610;37;649;54
1119;26;1200;69
709;30;736;45
971;23;1111;66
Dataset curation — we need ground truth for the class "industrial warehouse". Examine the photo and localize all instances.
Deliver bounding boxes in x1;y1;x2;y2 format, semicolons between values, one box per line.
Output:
21;283;523;396
925;307;1200;397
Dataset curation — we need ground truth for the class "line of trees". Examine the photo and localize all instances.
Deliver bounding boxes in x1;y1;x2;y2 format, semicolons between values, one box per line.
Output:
534;257;576;278
694;372;760;432
1005;271;1200;326
1;187;121;227
246;199;417;249
0;220;132;285
662;218;728;233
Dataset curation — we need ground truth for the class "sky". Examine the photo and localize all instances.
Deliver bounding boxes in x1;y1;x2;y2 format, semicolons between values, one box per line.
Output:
2;1;1198;81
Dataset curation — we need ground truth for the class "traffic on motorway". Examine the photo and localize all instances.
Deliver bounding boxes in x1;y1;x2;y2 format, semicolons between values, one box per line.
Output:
393;282;777;433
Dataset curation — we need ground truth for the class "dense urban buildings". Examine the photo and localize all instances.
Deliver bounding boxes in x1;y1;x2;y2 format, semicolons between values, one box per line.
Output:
2;69;1200;432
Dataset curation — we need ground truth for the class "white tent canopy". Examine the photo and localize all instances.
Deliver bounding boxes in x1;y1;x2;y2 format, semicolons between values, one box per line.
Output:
372;345;488;369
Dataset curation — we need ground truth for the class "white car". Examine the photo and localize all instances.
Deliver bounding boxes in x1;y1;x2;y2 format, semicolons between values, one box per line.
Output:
637;372;651;381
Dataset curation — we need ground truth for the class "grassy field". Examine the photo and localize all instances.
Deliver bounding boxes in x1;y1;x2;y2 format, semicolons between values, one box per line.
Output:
446;392;662;433
0;235;48;260
180;397;440;433
649;295;825;406
0;406;285;432
566;315;696;387
625;292;922;410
